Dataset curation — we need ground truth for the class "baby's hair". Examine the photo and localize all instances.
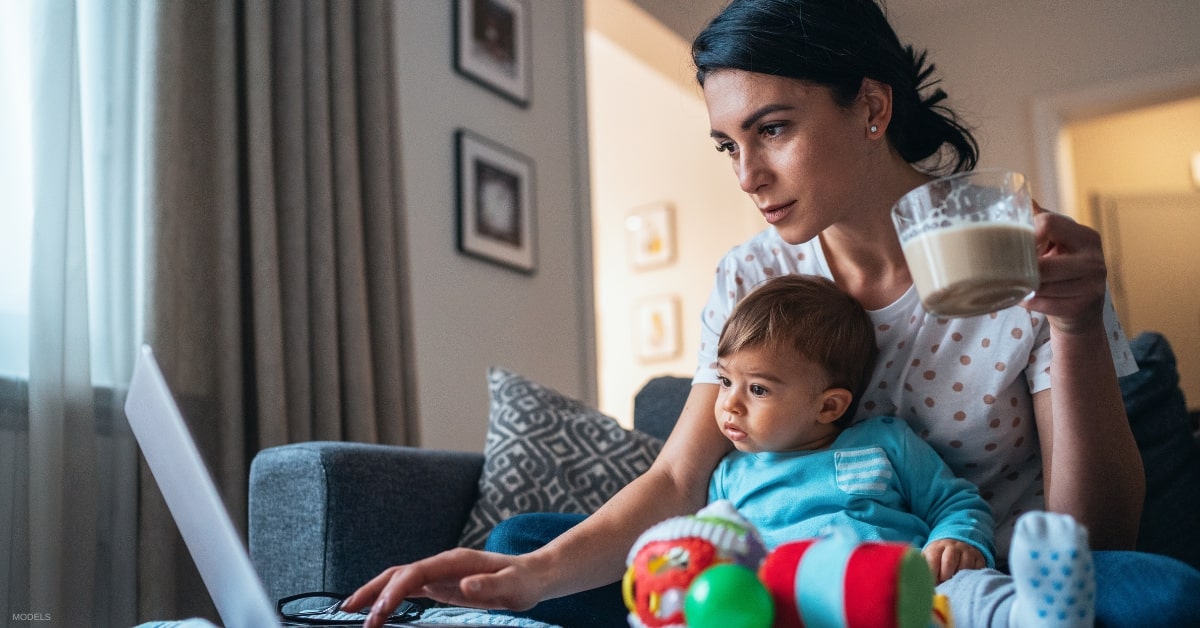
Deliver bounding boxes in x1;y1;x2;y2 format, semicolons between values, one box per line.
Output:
717;275;878;425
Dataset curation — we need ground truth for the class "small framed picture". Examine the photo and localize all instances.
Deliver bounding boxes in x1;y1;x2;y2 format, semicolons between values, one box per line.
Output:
624;202;676;270
633;295;681;363
454;0;531;107
456;129;536;274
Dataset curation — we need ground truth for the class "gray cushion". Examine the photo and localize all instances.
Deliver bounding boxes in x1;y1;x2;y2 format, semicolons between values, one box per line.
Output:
633;375;692;441
1120;331;1200;570
458;367;664;549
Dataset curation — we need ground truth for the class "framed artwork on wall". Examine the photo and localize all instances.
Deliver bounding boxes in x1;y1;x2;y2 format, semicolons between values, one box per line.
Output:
454;0;531;107
633;295;681;363
624;202;676;270
456;129;536;273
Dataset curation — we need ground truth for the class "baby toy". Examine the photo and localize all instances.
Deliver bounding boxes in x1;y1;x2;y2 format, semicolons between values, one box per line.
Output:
757;528;938;628
622;501;769;628
624;501;949;628
683;562;774;628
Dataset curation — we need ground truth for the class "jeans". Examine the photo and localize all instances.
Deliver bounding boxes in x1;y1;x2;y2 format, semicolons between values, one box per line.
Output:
1092;550;1200;627
485;512;1200;628
484;513;625;628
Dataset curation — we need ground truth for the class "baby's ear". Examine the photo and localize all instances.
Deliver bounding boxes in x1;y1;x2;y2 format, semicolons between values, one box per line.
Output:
817;388;853;424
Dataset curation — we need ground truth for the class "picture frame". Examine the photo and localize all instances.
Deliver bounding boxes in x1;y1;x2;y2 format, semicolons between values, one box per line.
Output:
456;129;536;274
624;202;676;270
454;0;531;107
633;295;681;363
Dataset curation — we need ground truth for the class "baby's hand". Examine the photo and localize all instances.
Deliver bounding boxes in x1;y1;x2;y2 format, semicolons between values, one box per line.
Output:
922;538;985;584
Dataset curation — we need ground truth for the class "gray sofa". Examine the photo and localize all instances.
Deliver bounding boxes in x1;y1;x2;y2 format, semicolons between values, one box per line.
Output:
248;332;1200;605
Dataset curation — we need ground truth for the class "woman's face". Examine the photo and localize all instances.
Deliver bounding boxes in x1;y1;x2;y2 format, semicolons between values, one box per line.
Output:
703;70;871;245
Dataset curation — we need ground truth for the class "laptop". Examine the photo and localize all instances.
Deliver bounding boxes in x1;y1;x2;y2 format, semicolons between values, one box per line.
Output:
124;345;425;627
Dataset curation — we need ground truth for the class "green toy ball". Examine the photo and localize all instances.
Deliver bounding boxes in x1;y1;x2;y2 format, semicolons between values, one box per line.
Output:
684;563;775;628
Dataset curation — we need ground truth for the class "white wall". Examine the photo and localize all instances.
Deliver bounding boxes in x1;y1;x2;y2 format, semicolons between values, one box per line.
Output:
883;0;1200;206
585;0;762;424
1066;98;1200;407
392;3;594;451
1067;98;1200;208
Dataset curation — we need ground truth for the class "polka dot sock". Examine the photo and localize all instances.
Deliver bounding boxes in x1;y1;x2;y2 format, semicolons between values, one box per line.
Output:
1008;511;1095;627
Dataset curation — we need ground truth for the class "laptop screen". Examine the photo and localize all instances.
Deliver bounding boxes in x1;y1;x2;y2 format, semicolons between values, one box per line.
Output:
125;345;282;627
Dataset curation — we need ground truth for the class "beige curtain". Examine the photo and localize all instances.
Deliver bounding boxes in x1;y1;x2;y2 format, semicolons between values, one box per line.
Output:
137;0;416;620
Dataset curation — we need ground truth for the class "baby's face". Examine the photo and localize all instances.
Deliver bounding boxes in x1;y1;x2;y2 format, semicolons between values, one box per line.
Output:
714;345;841;453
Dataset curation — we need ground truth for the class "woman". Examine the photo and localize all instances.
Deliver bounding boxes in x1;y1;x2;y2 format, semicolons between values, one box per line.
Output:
346;1;1200;625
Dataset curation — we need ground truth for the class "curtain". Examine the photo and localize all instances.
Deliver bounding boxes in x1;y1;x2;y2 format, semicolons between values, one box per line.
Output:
138;0;416;621
6;0;148;625
4;0;415;623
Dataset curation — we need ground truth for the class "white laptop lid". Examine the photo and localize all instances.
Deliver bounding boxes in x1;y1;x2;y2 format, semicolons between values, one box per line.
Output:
125;345;282;628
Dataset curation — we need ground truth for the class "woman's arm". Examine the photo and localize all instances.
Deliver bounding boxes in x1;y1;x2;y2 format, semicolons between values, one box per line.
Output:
346;383;731;628
1032;334;1143;550
1026;209;1144;550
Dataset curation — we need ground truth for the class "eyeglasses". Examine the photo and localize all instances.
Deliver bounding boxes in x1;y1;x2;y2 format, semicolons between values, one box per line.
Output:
276;592;424;625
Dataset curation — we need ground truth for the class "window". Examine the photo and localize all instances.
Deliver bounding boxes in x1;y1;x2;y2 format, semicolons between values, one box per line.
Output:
0;0;33;378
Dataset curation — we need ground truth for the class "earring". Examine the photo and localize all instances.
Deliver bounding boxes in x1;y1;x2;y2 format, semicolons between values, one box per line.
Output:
869;124;879;134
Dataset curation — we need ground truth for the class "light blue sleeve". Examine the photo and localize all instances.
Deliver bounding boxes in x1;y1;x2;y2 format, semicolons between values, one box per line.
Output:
890;420;997;567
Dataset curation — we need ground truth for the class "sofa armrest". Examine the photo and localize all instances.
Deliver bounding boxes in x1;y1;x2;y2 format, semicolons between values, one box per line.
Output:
249;441;484;602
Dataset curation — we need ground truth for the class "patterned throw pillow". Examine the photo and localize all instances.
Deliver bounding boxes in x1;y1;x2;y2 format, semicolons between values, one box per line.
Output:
458;367;665;549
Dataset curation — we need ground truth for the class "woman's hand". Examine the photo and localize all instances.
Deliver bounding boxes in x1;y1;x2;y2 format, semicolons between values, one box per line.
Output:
341;548;546;628
922;538;986;584
1022;203;1109;334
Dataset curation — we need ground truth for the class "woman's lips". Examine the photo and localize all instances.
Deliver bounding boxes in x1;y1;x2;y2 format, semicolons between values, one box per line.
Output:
760;201;794;224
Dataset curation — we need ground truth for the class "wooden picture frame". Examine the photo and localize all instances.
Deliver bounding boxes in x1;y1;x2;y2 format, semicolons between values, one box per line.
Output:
454;0;531;107
633;295;681;362
625;202;676;270
456;130;536;274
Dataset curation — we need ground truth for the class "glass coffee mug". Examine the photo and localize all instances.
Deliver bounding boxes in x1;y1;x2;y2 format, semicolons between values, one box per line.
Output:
892;169;1039;318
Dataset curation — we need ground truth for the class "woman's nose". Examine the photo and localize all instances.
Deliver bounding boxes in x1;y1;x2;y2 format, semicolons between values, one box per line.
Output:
735;151;767;194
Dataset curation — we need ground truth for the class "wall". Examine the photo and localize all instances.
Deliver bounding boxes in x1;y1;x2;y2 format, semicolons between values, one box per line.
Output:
585;0;762;423
1066;98;1200;209
391;3;594;451
1066;98;1200;407
882;0;1200;207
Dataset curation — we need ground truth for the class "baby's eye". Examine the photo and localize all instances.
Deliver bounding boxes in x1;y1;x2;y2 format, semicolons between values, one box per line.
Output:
717;375;731;387
750;384;768;396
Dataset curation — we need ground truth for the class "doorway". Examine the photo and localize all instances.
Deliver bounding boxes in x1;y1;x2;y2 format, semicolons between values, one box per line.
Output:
1039;84;1200;413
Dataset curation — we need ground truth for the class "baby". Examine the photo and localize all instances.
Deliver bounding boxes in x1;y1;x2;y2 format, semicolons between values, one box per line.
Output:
708;274;1094;627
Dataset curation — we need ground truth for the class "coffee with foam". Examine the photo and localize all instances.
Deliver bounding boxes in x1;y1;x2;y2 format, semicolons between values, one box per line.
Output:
893;171;1039;317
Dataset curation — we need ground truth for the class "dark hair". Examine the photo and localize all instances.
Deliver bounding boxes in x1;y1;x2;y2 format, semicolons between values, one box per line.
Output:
692;0;977;174
717;275;878;426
